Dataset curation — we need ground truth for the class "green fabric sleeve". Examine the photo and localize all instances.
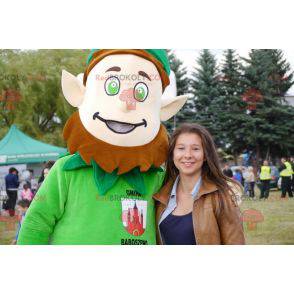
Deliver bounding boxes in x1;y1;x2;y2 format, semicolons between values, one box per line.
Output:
17;158;69;245
154;168;166;194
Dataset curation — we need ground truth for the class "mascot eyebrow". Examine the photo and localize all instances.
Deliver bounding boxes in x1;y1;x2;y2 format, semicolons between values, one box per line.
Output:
106;66;121;72
138;71;151;81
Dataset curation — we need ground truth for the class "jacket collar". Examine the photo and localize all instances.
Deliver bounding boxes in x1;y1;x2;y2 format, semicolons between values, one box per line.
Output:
153;175;219;206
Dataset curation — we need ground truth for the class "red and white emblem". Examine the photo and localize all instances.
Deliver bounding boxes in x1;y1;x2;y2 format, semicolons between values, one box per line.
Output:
121;199;147;236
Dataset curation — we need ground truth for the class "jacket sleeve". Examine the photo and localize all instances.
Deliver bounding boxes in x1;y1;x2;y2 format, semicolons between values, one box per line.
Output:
13;175;19;188
216;188;245;245
17;159;68;245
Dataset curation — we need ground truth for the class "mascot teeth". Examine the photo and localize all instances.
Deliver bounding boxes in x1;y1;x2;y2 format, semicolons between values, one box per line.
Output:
106;120;136;134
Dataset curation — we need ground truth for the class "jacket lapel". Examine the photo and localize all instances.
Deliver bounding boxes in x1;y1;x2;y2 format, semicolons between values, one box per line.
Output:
153;176;219;205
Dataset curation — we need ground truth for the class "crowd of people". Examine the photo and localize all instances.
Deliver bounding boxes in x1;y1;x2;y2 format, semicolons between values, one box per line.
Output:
222;157;294;200
1;161;56;215
0;161;55;244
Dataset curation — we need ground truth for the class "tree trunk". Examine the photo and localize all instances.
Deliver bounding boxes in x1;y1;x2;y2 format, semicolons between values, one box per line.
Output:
265;146;270;160
256;144;261;165
233;153;238;165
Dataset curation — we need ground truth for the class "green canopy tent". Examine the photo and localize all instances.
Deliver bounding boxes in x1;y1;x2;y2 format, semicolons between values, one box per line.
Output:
0;125;67;165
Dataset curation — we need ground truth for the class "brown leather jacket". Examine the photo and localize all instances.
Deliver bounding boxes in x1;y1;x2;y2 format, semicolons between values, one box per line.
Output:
153;178;245;245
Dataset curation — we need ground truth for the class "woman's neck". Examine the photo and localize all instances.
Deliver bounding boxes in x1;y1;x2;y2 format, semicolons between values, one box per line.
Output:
178;171;201;195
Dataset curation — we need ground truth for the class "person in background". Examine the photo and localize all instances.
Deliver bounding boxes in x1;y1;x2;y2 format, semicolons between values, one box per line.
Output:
37;161;55;192
290;156;294;192
247;166;255;198
222;164;233;178
233;169;243;186
21;169;33;189
27;169;34;189
21;183;34;203
12;199;30;244
3;167;19;217
30;176;38;195
242;167;250;197
279;157;293;198
259;160;271;200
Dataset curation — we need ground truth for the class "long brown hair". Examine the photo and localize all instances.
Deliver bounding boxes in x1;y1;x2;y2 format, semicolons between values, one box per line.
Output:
164;123;234;195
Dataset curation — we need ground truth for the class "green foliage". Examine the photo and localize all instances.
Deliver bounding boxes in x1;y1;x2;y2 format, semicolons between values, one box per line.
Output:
190;49;222;143
0;49;89;146
216;49;248;155
242;49;294;161
188;49;294;162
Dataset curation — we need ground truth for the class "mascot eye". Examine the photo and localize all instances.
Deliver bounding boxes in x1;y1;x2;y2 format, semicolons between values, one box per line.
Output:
134;82;148;102
105;77;120;96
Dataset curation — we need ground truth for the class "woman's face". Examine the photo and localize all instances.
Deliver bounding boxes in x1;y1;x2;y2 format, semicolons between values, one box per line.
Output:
173;133;205;177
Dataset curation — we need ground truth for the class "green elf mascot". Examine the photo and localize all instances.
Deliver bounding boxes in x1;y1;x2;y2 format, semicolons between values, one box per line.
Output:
17;49;187;245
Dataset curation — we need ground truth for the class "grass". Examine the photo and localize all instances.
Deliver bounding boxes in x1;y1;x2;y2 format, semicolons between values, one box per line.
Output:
1;190;293;245
240;189;294;244
0;221;17;245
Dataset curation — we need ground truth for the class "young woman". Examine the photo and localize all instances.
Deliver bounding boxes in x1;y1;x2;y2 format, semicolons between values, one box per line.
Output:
153;124;245;245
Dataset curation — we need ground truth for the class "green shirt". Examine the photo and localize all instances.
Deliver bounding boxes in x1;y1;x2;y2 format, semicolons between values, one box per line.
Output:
17;154;165;245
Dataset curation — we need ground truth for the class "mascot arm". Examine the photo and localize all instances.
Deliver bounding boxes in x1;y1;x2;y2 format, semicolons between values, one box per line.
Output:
17;158;68;244
155;168;166;194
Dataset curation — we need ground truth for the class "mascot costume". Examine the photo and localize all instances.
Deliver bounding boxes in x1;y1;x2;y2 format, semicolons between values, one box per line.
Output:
17;49;188;245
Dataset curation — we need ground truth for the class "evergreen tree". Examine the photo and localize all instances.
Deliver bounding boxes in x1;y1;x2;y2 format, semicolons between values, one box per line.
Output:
242;49;294;162
164;50;191;133
216;49;248;159
190;49;221;143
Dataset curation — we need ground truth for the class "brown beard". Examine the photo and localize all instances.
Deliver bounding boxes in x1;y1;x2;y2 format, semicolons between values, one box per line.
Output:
63;112;169;175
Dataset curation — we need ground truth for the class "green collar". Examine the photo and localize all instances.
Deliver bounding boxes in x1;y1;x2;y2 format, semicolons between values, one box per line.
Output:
63;153;162;195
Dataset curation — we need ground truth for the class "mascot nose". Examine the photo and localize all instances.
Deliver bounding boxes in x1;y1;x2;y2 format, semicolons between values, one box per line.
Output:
119;88;136;111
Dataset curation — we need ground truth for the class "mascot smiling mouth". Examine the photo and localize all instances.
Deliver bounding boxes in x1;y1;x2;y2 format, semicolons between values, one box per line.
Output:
93;112;147;134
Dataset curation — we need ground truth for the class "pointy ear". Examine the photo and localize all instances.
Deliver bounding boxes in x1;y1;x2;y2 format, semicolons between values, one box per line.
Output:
61;70;85;107
160;95;188;121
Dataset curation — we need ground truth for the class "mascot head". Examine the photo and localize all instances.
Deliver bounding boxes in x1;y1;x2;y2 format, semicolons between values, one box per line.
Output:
62;49;187;147
61;49;188;174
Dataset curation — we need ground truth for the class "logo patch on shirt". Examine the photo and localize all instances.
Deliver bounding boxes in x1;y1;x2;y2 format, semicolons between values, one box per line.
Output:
121;199;147;236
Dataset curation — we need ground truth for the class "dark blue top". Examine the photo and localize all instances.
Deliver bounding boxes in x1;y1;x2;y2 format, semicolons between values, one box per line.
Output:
5;173;19;190
159;212;196;245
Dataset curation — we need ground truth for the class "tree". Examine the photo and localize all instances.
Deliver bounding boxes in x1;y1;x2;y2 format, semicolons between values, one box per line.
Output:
0;49;89;146
242;49;294;163
164;50;191;133
190;49;222;143
216;49;248;161
0;50;23;129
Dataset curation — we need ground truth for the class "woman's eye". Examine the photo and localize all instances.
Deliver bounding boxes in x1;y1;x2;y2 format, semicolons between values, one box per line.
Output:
134;82;148;102
105;77;120;96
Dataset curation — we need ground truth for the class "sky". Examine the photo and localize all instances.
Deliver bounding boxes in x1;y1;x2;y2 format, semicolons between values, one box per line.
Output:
174;49;294;95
